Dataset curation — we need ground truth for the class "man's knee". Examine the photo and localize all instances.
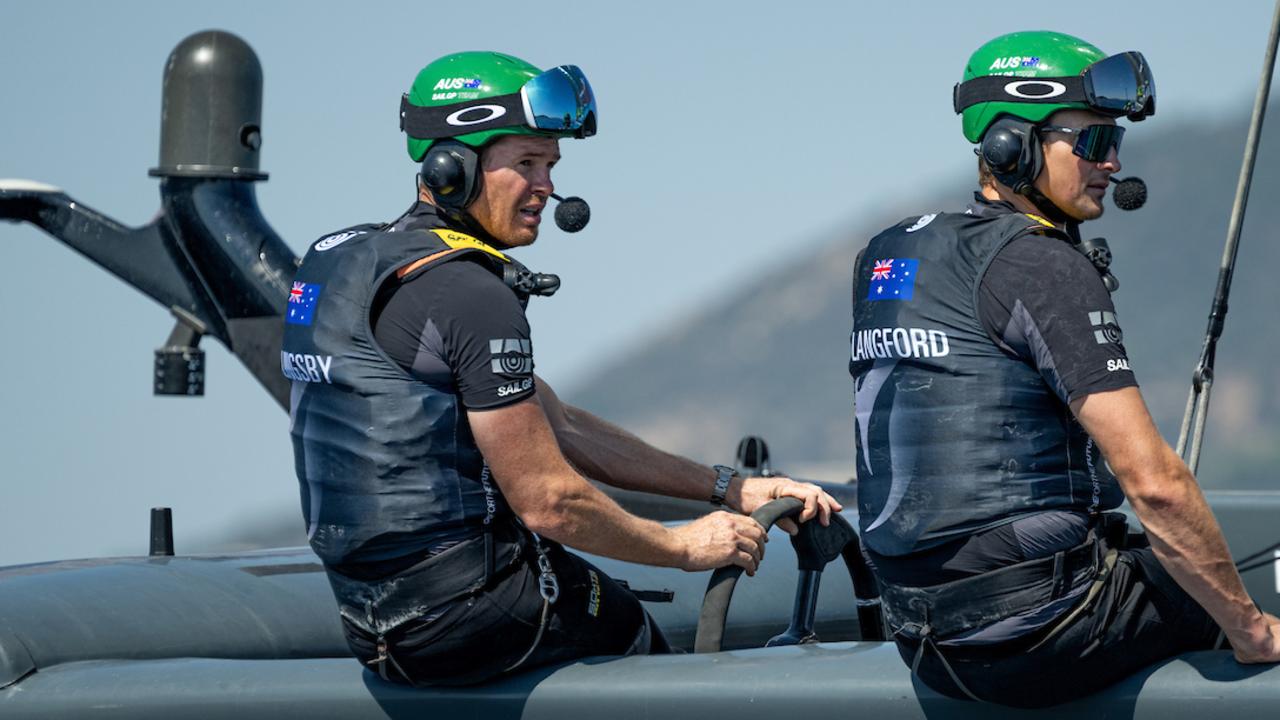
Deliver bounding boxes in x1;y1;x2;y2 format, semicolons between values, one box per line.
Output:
541;549;665;653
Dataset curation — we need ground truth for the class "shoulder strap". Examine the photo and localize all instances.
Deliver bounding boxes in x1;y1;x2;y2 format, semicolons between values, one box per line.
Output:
395;229;511;281
1018;213;1075;245
1022;213;1055;229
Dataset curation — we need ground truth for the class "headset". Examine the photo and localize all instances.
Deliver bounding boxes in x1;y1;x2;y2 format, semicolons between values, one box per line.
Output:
979;116;1141;294
980;116;1115;289
419;138;593;234
979;116;1043;196
417;141;564;301
419;139;481;216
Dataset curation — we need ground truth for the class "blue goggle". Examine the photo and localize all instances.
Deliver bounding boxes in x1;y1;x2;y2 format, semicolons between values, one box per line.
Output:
401;64;597;140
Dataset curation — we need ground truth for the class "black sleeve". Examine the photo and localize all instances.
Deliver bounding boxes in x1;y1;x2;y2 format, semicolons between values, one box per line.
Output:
978;234;1136;404
371;257;536;410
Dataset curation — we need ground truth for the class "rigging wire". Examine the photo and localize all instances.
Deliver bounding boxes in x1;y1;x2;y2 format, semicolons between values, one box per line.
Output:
1176;0;1280;473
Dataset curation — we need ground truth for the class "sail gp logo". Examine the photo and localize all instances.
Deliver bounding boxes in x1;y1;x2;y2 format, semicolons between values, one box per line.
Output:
314;230;364;252
1089;311;1124;345
905;214;937;233
497;378;533;398
490;338;533;377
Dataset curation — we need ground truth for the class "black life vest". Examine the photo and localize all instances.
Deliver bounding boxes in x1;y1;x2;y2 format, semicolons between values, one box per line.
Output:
849;209;1123;557
282;218;519;570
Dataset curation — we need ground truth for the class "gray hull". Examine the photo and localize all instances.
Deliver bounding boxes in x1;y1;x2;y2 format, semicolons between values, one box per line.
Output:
8;646;1280;720
4;495;1280;718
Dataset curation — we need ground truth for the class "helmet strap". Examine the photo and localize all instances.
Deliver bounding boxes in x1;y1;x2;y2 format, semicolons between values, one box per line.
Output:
401;93;528;139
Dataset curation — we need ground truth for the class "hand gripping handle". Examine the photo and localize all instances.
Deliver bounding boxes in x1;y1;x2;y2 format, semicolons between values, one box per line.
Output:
694;498;804;653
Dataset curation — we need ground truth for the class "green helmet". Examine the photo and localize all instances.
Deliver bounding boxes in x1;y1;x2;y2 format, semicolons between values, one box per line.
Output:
405;51;546;162
959;31;1107;143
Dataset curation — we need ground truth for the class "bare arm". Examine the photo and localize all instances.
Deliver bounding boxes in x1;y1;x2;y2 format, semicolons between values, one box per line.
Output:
534;375;841;529
468;396;769;574
1072;386;1280;662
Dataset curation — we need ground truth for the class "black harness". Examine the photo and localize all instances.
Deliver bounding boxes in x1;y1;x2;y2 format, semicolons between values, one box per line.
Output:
880;513;1128;701
330;514;564;686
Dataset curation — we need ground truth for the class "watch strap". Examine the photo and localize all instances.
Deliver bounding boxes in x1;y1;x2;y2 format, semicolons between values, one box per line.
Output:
711;464;737;507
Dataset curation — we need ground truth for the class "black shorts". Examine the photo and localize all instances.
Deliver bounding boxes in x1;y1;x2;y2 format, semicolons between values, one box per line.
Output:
899;532;1223;708
343;542;671;686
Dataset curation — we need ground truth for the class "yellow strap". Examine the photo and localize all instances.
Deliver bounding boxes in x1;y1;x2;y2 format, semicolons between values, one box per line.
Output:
1023;213;1055;228
429;228;510;263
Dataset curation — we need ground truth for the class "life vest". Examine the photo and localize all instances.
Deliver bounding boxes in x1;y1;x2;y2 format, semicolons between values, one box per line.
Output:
849;210;1123;557
283;221;518;569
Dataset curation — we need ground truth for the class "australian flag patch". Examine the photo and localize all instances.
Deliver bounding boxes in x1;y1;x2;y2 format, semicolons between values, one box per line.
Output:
867;258;919;301
286;281;322;325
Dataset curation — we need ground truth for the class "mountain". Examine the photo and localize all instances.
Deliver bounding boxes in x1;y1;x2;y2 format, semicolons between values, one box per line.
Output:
197;107;1280;553
565;108;1280;492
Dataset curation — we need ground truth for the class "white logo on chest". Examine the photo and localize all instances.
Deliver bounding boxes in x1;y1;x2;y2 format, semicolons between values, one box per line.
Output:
314;231;364;252
905;214;937;233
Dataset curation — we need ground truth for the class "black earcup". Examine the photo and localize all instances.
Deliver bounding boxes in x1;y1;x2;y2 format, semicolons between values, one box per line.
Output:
980;124;1022;174
980;117;1042;195
420;139;480;214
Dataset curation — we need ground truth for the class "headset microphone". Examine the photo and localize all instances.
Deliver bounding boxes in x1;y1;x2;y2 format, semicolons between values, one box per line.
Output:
551;193;590;233
1110;176;1147;211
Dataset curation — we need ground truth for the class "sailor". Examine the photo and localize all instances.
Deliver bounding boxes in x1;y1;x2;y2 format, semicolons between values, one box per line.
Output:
282;51;841;686
850;31;1280;707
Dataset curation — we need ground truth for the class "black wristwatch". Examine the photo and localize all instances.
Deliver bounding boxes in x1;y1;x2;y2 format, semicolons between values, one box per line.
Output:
710;464;738;507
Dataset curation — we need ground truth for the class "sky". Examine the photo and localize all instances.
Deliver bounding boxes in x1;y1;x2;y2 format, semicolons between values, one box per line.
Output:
2;0;1277;566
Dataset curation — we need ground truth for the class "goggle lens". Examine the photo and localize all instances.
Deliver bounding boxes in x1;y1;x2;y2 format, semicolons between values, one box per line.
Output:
1084;52;1156;120
522;65;597;137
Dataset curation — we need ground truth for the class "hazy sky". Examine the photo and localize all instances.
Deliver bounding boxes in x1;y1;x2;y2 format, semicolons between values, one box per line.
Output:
2;0;1277;565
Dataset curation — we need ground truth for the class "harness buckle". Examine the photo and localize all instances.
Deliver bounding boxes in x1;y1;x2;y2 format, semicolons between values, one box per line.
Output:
536;549;560;603
365;636;391;681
